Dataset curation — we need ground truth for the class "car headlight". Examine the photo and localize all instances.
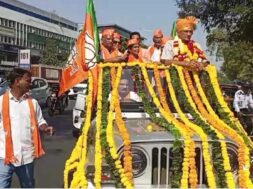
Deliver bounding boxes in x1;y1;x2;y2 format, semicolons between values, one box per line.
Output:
120;147;147;177
227;148;239;174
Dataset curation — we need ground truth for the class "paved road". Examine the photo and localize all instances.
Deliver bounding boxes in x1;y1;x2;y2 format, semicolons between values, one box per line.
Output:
12;99;77;188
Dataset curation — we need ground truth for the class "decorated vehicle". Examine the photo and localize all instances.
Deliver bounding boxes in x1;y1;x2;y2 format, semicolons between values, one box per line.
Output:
64;63;253;188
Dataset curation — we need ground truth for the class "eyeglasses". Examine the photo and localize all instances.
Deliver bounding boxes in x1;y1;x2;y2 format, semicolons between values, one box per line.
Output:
113;41;120;44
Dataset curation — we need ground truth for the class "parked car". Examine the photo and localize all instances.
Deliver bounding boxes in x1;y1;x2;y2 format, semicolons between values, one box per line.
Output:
69;82;88;100
31;77;51;106
0;80;9;96
72;84;88;137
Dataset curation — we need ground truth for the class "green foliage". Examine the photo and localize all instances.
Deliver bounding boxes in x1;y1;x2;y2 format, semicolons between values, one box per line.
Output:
40;38;68;67
176;0;253;82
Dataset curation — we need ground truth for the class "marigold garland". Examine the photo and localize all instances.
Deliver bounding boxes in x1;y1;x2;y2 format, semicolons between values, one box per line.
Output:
64;62;253;189
110;67;133;183
164;67;219;188
106;65;133;188
63;70;93;188
94;67;103;188
188;70;252;188
174;66;234;188
141;65;200;189
205;65;253;150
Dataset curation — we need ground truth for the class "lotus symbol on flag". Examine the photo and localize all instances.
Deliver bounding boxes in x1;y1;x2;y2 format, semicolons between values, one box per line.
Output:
85;32;97;69
67;46;77;66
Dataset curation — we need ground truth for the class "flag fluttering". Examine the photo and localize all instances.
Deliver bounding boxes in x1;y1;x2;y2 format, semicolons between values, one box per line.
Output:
59;0;99;97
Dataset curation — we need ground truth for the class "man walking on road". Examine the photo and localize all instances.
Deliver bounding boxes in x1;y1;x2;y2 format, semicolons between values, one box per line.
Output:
0;68;54;188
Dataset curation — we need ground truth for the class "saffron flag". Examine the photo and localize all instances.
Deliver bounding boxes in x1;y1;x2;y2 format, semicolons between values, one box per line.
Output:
59;0;100;97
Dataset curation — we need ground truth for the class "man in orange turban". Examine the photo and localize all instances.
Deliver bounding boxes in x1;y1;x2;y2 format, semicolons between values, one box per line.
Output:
100;29;126;62
161;16;209;71
126;38;143;62
147;29;165;63
129;32;148;61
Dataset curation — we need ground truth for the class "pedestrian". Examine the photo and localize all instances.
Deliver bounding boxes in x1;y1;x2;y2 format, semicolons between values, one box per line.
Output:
233;82;253;135
0;68;54;188
161;16;209;71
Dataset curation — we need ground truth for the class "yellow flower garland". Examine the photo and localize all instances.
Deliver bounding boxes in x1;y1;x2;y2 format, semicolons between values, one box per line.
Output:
64;62;253;188
176;66;236;188
106;65;133;188
141;65;198;189
63;70;93;188
191;71;253;188
110;66;133;183
206;65;253;150
164;68;218;188
94;67;103;188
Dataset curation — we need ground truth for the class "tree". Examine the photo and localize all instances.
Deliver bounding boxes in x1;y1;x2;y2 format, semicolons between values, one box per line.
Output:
40;38;68;67
40;38;60;66
176;0;253;81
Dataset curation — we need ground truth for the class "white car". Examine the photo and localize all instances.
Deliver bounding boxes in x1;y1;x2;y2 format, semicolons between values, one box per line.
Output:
69;83;88;100
31;77;51;106
0;77;51;106
72;84;88;137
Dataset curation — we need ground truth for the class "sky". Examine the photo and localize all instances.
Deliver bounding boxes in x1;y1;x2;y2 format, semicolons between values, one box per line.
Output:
18;0;220;67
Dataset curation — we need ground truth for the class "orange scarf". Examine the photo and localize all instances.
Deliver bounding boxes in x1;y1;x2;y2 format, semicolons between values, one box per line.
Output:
101;44;119;59
127;54;143;62
2;92;45;164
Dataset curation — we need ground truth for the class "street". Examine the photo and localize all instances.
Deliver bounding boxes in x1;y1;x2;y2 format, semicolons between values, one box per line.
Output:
12;99;77;188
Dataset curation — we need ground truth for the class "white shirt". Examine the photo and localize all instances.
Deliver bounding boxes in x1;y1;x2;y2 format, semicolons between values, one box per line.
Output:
0;91;47;166
233;90;253;112
161;40;175;60
108;91;141;102
149;47;162;62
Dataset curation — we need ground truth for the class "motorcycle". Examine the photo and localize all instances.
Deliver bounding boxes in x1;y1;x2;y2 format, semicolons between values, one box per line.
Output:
48;88;69;116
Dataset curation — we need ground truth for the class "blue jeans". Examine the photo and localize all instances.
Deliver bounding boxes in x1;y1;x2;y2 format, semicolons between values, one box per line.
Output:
0;159;35;188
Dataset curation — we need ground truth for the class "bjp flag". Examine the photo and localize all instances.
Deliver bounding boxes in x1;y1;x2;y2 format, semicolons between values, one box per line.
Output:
59;0;100;98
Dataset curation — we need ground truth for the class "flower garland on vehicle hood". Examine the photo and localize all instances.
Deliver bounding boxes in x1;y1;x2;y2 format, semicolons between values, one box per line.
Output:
64;62;253;189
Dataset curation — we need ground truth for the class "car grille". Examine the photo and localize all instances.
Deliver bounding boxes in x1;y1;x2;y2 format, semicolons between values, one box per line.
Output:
151;147;203;186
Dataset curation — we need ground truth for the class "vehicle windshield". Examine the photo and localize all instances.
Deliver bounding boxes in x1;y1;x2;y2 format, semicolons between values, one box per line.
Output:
114;68;178;113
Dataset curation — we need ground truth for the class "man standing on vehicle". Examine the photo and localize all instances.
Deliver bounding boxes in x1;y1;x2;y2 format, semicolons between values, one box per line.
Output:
147;29;164;63
0;68;54;188
161;16;209;71
233;82;253;135
129;31;148;62
100;29;127;62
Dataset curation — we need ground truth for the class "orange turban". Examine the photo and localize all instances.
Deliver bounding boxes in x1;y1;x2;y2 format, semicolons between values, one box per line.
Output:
176;16;198;32
102;29;115;36
153;29;163;37
113;32;121;40
127;38;138;47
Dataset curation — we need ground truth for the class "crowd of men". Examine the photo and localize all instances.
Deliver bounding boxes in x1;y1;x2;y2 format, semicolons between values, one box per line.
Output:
100;16;208;71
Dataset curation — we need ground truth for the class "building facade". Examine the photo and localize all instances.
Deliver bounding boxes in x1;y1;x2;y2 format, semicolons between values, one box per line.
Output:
0;0;79;76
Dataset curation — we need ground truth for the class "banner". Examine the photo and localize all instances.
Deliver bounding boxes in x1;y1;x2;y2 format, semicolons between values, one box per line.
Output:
19;49;31;69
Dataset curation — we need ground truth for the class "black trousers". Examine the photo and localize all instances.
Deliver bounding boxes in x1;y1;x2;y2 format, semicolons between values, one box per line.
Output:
237;108;253;135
